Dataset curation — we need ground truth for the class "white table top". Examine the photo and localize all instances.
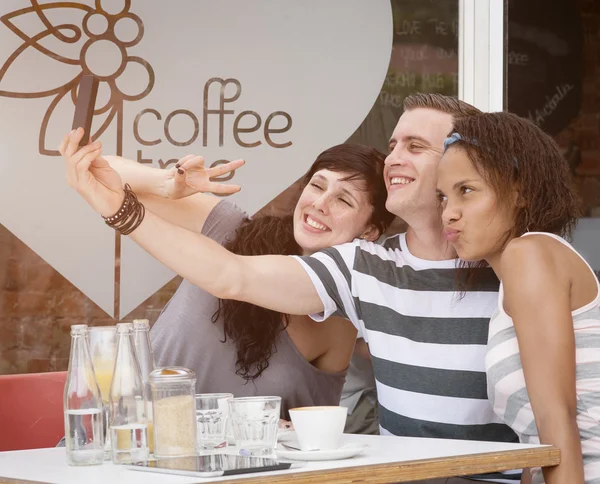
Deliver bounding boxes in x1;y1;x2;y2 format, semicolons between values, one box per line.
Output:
0;434;556;484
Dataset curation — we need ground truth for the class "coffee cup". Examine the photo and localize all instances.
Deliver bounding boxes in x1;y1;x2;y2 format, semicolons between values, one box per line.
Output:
288;406;347;451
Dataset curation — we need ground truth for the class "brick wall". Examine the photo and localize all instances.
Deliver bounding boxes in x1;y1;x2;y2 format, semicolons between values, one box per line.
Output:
0;223;182;374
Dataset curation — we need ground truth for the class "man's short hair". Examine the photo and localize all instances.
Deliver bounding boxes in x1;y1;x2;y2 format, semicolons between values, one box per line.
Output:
403;93;482;119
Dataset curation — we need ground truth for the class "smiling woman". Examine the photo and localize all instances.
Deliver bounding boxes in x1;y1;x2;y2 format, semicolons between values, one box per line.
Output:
292;146;390;255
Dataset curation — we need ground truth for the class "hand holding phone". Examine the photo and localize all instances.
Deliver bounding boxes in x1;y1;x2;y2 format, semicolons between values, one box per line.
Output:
71;75;99;146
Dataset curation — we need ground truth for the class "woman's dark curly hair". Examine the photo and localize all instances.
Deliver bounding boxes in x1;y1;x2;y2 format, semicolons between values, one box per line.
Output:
448;111;581;288
212;143;394;381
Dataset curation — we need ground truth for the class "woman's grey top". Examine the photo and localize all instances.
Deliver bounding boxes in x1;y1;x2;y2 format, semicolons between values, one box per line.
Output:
150;200;347;419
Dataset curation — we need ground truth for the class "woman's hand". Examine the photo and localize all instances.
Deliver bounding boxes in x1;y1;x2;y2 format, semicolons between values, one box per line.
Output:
59;128;124;217
163;155;245;199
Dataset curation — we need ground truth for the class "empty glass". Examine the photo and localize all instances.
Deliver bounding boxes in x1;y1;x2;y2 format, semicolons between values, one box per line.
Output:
228;396;281;456
195;393;233;450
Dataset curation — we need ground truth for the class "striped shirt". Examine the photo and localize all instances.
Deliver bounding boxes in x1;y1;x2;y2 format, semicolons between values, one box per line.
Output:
486;232;600;484
294;233;521;483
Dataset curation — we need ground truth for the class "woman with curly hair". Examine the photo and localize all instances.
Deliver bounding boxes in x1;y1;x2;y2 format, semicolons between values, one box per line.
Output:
437;111;598;484
59;129;394;418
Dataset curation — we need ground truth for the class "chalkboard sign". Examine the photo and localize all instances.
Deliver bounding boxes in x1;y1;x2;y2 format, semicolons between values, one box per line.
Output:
506;0;583;136
348;0;459;152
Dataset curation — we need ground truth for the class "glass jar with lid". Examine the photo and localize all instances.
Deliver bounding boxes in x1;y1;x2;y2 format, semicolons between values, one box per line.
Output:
149;367;197;457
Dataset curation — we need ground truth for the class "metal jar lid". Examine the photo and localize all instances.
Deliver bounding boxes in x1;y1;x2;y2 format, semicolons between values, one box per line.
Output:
133;319;150;330
149;366;196;383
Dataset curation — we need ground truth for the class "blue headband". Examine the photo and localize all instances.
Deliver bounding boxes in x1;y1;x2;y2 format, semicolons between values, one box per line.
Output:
443;132;473;152
443;132;518;170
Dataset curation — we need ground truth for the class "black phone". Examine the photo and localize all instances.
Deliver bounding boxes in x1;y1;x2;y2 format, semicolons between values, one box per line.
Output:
71;75;99;146
124;454;304;478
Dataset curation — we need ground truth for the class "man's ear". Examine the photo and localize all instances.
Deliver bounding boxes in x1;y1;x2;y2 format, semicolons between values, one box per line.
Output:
360;224;380;242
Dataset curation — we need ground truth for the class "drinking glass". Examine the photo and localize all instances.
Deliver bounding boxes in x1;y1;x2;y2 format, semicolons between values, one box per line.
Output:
88;326;117;459
195;393;233;450
228;396;281;456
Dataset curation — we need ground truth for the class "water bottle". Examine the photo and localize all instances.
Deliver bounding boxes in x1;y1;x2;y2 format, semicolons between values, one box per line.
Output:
64;324;104;466
132;319;155;453
109;322;148;464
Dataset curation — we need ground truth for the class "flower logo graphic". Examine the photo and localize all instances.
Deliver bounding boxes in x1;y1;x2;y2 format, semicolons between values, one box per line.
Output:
0;0;154;156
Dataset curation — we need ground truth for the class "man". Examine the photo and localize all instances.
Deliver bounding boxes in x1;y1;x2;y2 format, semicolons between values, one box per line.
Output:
290;94;519;484
63;93;519;483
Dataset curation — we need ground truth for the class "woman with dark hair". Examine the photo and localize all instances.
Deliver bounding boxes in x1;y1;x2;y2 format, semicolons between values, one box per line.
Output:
59;129;394;418
436;111;598;484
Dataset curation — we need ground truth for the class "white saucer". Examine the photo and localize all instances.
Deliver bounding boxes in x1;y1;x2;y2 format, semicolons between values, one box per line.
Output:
275;442;368;461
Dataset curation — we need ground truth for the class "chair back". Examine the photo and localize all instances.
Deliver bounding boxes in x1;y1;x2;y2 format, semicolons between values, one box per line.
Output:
0;371;67;451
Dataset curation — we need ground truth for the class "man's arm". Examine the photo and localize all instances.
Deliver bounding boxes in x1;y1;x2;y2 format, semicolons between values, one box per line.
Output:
61;131;329;315
130;209;325;315
502;236;584;484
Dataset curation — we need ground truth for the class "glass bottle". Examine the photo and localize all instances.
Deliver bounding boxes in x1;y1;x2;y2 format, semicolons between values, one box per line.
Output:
63;324;104;466
132;319;155;453
108;322;148;464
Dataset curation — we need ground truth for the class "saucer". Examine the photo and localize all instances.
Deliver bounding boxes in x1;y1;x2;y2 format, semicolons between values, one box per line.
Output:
275;442;368;461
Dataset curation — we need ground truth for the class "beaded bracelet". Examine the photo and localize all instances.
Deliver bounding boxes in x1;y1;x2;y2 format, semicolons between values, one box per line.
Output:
103;184;145;235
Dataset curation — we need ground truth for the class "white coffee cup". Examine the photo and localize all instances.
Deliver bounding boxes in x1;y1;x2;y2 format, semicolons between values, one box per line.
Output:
288;406;347;451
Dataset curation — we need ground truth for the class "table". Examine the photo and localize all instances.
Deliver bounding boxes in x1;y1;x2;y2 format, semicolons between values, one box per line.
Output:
0;434;559;484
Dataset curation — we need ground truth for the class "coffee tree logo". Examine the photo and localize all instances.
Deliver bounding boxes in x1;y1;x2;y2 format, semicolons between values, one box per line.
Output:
0;0;392;318
0;0;154;156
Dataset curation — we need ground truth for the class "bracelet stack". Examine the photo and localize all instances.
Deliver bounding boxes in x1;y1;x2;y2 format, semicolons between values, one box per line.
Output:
102;184;145;235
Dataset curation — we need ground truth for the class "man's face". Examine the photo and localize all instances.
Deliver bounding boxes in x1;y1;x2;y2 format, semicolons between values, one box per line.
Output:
384;108;453;221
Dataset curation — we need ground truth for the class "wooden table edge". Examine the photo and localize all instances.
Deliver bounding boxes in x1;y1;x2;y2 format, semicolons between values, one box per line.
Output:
0;446;560;484
214;445;560;484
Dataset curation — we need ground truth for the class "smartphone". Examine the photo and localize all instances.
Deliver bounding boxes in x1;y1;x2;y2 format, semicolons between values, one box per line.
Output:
124;454;304;478
71;75;99;146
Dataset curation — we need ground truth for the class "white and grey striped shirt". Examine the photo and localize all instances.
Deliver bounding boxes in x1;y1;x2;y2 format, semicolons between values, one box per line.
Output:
294;233;521;483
